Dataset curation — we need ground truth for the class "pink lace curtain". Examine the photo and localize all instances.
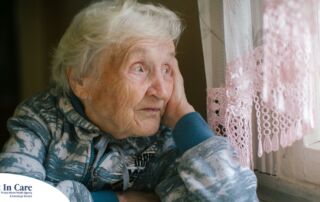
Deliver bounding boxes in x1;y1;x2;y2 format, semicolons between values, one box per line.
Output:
207;0;319;167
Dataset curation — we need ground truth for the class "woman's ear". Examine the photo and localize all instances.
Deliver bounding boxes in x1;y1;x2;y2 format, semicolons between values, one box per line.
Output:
67;68;89;100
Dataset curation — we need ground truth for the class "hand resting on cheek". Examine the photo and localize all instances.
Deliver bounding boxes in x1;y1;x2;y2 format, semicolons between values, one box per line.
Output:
162;61;195;128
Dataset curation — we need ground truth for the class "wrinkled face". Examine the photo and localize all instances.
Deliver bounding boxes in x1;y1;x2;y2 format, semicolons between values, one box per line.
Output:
76;39;176;139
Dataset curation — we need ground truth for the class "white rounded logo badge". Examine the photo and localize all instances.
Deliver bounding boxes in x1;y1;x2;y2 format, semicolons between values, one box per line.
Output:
0;173;69;202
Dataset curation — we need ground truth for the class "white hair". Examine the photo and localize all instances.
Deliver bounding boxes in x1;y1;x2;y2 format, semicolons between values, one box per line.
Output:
51;0;183;94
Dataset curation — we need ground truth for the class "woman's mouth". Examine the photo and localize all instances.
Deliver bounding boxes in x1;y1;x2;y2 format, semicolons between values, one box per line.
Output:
141;108;161;112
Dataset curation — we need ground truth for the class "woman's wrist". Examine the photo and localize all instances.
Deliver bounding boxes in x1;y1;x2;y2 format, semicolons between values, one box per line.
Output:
116;192;125;202
166;103;195;128
116;191;160;202
172;112;214;153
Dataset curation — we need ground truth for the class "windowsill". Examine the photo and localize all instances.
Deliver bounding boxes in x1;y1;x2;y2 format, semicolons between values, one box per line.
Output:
303;123;320;150
256;172;320;202
306;141;320;150
301;136;320;184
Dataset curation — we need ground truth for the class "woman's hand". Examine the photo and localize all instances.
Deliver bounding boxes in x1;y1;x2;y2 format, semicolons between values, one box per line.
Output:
162;62;195;128
116;191;160;202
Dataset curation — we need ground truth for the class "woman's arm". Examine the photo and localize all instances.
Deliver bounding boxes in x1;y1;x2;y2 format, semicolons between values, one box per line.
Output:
157;62;258;201
156;113;258;201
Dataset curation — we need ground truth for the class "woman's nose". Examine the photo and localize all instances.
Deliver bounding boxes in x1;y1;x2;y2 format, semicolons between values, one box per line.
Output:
146;71;168;99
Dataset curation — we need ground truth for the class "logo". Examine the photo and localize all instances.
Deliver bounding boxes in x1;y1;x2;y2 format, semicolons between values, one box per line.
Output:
0;173;69;202
0;183;32;198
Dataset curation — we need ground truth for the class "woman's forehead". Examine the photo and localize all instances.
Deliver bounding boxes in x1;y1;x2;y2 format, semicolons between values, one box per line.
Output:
100;39;176;70
124;39;176;58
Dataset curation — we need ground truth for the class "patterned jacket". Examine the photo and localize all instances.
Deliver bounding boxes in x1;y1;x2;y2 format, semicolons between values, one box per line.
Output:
0;88;258;202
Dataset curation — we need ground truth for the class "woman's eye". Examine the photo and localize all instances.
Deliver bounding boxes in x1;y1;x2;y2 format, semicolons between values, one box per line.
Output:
132;64;145;73
161;65;171;75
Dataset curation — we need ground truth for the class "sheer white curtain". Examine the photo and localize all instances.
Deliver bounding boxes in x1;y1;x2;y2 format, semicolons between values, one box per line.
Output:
199;0;320;175
199;0;264;169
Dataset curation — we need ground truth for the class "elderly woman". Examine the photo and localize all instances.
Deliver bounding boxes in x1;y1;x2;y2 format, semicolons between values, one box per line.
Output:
0;0;258;202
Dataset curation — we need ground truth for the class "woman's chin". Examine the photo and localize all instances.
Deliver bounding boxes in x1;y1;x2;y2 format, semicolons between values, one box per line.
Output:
134;125;160;137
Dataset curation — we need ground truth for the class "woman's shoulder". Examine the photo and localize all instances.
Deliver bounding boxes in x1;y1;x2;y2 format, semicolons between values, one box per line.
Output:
13;88;60;116
6;88;63;145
